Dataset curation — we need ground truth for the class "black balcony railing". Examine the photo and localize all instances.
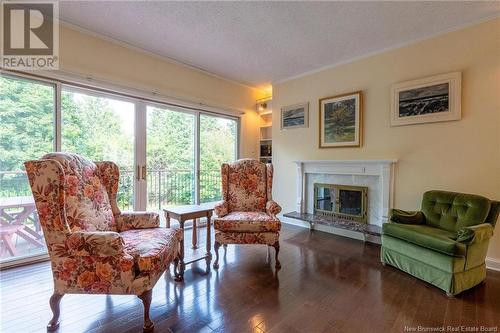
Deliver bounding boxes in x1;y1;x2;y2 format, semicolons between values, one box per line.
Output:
0;169;222;211
0;171;32;198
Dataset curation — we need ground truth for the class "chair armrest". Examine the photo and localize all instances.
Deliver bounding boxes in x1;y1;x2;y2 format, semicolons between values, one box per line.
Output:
266;200;282;217
66;231;125;257
215;201;229;217
389;209;425;225
456;223;494;244
116;211;160;231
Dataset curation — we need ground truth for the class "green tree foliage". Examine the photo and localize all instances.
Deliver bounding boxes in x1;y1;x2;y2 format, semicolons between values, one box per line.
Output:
200;114;237;171
147;107;195;171
0;76;54;171
61;91;134;167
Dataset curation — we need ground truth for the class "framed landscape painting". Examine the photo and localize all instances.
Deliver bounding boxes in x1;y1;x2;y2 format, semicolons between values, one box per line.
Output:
319;91;362;148
391;72;461;126
281;102;309;129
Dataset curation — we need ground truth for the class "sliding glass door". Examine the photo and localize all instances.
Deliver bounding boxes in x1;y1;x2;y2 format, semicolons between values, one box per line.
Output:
61;87;136;210
146;105;196;210
0;74;55;263
199;114;238;203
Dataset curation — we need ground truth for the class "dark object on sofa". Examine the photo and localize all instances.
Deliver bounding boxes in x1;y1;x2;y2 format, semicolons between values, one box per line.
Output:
381;190;499;296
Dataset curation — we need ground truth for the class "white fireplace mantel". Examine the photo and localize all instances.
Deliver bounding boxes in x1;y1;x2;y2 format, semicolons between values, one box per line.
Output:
294;159;397;226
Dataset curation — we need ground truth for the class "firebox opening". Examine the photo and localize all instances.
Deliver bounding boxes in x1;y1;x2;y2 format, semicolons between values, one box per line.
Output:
314;183;368;223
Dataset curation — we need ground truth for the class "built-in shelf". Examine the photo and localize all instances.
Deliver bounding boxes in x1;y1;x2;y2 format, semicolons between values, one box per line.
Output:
257;97;273;163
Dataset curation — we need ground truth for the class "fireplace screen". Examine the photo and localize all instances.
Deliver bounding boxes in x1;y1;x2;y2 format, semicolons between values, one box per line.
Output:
314;184;368;223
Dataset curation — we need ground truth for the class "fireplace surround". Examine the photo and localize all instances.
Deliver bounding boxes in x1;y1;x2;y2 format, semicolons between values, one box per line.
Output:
283;159;397;242
287;159;397;231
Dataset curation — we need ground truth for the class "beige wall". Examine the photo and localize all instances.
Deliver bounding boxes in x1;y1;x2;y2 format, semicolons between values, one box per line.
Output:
272;18;500;260
58;25;264;158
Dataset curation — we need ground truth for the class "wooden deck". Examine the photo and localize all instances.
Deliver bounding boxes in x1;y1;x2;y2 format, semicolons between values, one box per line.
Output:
1;224;499;333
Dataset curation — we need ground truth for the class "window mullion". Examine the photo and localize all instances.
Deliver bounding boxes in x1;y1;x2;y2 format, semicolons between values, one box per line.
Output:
195;112;201;205
55;82;62;151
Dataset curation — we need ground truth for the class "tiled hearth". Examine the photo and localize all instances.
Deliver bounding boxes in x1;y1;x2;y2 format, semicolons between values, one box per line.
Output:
283;211;382;236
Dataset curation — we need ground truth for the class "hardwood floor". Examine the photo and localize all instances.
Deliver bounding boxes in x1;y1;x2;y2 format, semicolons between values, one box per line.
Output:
1;224;499;333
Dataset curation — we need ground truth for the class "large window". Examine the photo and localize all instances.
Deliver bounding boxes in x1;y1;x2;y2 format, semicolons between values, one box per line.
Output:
0;74;55;264
146;105;195;209
0;72;239;265
200;114;237;203
61;88;136;210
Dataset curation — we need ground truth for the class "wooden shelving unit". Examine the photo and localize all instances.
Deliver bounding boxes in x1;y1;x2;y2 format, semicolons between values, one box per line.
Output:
257;98;273;163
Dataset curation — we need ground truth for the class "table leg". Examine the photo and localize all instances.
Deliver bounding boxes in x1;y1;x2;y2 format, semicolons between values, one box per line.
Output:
165;212;171;228
1;234;17;256
15;229;44;248
21;225;43;240
177;218;185;281
205;212;212;271
192;219;198;249
33;212;41;234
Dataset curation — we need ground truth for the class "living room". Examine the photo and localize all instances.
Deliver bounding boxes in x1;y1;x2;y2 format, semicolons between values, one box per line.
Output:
0;1;499;333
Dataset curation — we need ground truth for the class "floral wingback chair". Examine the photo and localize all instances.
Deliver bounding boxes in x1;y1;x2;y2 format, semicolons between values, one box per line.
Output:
24;153;182;332
213;159;282;269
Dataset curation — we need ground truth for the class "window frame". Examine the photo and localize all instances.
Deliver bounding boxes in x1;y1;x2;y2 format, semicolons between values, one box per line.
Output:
1;70;240;208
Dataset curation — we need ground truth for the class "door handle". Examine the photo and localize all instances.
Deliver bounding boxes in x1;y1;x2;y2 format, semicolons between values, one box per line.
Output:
136;165;147;181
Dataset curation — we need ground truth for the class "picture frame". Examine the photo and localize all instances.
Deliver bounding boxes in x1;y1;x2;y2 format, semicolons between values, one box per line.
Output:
281;102;309;129
319;91;362;148
390;71;461;126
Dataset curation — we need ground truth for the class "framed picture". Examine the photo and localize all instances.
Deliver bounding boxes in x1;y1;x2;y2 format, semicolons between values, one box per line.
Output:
281;102;309;129
319;91;362;148
391;72;461;126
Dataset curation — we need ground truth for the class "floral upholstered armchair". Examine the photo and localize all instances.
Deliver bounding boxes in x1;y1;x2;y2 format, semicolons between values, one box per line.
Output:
24;153;182;332
213;159;282;269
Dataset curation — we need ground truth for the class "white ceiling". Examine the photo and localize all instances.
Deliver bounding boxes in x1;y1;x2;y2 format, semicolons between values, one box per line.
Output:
59;1;499;88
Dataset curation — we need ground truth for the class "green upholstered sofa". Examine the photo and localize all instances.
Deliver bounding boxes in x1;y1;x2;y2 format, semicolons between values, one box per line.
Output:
381;190;499;296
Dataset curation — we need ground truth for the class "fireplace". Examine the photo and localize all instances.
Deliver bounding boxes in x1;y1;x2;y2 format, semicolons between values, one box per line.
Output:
314;183;368;223
283;160;397;241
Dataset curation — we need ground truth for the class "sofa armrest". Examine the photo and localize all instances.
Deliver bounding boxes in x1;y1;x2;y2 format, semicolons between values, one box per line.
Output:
66;231;125;257
116;211;160;231
266;200;282;217
215;201;229;217
456;223;494;244
389;209;425;225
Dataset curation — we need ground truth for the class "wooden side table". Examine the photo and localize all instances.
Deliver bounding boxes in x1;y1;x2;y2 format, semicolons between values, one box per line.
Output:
163;204;214;280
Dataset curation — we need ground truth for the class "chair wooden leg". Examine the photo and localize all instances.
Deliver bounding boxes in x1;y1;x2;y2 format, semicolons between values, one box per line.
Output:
47;293;63;331
272;241;281;270
138;289;154;332
173;252;185;282
173;257;181;281
213;241;221;269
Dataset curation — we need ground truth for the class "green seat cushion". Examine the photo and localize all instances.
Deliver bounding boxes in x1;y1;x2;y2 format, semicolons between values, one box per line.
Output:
382;223;466;257
382;235;465;273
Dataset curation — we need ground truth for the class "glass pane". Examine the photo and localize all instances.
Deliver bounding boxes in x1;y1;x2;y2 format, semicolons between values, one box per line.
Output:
200;114;237;203
146;106;195;209
0;75;55;263
61;89;135;210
